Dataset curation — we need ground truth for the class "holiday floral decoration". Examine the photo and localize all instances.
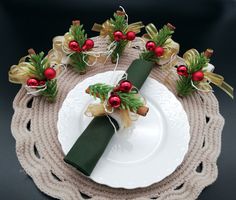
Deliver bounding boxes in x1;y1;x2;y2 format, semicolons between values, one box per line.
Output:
9;49;64;102
92;7;144;63
51;20;96;74
140;23;179;66
176;49;234;98
85;80;149;128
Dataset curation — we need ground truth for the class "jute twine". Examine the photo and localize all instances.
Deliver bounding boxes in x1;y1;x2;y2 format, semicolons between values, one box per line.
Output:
11;37;224;200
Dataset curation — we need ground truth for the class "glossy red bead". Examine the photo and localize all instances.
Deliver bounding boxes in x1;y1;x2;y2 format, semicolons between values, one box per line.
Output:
154;46;164;57
108;94;121;108
113;31;124;42
145;41;156;51
27;78;39;87
126;31;136;41
44;68;56;80
192;71;204;81
69;40;80;51
119;80;133;92
177;65;188;77
83;39;94;50
38;80;46;86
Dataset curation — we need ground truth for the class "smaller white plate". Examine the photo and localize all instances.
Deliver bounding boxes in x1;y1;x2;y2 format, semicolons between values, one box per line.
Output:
58;71;190;189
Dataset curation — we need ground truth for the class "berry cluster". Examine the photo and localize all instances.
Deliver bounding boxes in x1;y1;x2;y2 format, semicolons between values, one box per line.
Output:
108;80;133;108
113;31;136;42
177;65;204;82
69;39;94;52
145;41;165;57
27;68;56;87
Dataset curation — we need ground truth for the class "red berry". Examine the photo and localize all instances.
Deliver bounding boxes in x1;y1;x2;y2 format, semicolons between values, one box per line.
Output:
82;44;87;51
177;65;188;77
39;80;46;86
108;94;121;108
122;34;127;40
113;31;124;42
154;46;164;57
44;68;56;80
126;31;136;41
145;41;156;51
27;78;39;87
119;80;133;92
83;39;94;50
192;71;204;81
69;40;80;51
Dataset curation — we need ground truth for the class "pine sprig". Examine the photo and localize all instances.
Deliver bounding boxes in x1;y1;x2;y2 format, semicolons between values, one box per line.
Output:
41;79;58;102
116;91;143;112
70;53;88;73
176;76;195;97
177;51;210;97
27;51;58;102
110;13;128;33
109;12;129;63
70;24;87;46
154;25;174;46
188;53;209;73
88;83;144;112
140;24;175;62
111;40;128;63
140;50;157;63
89;83;114;100
28;52;48;80
69;23;88;73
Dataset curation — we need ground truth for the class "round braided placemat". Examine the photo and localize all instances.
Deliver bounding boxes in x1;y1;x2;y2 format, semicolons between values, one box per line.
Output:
11;37;224;200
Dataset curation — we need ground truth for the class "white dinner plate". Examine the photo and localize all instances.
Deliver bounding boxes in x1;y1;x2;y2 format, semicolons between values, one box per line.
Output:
58;71;190;189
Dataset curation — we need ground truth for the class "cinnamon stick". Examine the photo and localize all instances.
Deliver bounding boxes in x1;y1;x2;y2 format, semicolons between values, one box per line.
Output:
116;10;126;16
85;88;149;116
204;49;214;58
72;20;80;26
28;48;36;55
167;23;176;30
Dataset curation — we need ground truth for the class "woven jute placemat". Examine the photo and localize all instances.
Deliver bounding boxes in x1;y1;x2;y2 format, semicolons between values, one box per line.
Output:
11;37;224;200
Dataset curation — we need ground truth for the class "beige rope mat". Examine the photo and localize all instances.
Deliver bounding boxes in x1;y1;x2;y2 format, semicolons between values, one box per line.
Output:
11;37;224;200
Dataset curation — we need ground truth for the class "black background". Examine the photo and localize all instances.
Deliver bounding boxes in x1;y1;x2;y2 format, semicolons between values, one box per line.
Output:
0;0;236;199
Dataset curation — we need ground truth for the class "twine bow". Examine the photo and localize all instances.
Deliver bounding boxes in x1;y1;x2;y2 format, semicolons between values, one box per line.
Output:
144;23;179;66
92;8;144;37
84;73;148;129
9;51;65;98
85;103;139;128
9;56;36;84
183;49;234;98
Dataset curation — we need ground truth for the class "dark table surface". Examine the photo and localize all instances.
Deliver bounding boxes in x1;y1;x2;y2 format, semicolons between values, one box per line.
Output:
0;0;236;199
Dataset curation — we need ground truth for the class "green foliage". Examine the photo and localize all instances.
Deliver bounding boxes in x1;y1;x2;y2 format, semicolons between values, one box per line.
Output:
70;24;87;46
176;52;210;97
187;53;209;74
28;52;48;80
116;90;144;112
41;79;58;102
69;24;88;73
140;50;157;63
154;25;174;46
140;24;174;62
109;13;129;63
176;76;195;97
111;40;128;63
89;83;114;100
70;52;88;73
110;13;128;33
27;52;58;102
88;83;144;112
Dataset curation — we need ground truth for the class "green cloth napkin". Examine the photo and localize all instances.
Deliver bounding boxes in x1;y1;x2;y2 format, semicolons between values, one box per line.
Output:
64;59;154;176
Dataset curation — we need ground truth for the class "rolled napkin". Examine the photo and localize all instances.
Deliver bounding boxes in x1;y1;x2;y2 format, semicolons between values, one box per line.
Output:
64;59;154;175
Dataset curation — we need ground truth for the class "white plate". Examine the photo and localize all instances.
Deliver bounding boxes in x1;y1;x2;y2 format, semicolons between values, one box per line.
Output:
58;71;190;189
